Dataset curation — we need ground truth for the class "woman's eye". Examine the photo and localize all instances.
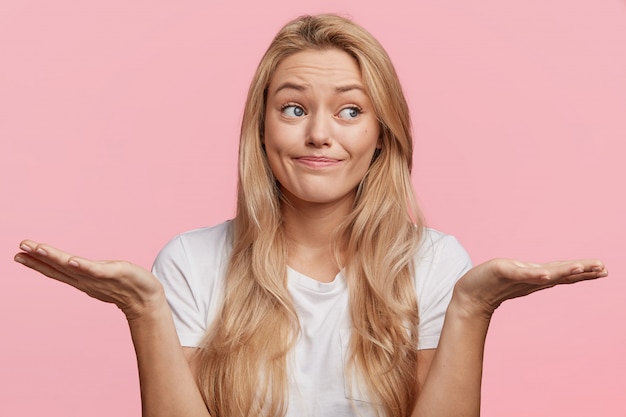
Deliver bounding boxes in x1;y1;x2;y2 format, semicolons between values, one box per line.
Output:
338;106;361;119
282;105;305;117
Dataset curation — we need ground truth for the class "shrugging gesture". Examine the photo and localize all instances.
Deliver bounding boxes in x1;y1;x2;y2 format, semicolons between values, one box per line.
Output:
15;240;608;417
12;14;611;417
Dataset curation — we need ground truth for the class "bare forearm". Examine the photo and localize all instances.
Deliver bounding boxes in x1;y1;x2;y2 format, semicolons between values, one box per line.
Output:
128;295;210;417
412;292;490;417
12;241;210;416
412;257;608;417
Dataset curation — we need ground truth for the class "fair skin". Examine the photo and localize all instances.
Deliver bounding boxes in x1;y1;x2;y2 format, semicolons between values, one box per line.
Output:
263;48;380;282
14;48;608;417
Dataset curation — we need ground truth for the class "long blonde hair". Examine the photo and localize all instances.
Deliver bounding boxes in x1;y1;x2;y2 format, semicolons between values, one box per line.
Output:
197;14;424;417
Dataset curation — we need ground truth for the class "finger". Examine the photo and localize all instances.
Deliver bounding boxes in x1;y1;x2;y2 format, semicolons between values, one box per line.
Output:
17;240;110;286
18;240;116;281
15;253;120;304
19;240;78;270
19;241;146;284
67;257;138;281
543;259;605;272
556;269;608;284
542;259;607;280
14;252;80;288
574;259;606;274
493;260;551;283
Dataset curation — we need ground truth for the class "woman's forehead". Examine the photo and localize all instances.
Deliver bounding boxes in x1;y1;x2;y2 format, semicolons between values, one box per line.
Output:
268;49;363;93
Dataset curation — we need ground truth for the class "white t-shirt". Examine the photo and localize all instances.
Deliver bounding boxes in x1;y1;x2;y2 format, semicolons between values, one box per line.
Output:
152;220;472;417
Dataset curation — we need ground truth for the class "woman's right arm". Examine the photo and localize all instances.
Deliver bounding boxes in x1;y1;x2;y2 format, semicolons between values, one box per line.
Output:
14;240;210;417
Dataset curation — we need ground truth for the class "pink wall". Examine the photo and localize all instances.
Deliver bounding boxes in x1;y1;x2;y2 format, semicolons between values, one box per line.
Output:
1;1;624;416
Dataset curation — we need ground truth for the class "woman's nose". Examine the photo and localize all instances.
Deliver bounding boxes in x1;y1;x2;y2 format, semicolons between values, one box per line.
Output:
306;112;332;147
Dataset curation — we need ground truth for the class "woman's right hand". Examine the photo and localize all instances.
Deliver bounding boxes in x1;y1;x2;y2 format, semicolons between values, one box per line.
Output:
14;240;165;321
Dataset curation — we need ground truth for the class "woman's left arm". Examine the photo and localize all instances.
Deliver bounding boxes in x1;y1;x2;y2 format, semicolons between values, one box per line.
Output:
412;258;608;417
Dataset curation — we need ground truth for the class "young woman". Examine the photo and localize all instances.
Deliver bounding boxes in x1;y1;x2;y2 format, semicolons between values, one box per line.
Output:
14;14;607;417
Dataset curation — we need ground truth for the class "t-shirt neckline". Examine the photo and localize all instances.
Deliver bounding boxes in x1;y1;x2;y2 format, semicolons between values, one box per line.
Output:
287;266;346;293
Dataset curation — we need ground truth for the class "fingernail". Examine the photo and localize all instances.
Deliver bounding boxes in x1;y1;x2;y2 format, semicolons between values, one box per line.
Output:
597;271;608;277
35;248;48;256
592;266;603;272
68;259;80;267
571;268;584;274
14;256;26;264
20;244;32;253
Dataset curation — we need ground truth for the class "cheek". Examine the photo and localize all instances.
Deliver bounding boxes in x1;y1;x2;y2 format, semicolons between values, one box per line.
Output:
353;125;381;156
262;134;289;180
265;148;282;173
263;117;291;150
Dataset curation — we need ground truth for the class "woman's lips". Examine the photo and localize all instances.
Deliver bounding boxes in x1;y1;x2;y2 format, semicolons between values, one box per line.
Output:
294;156;343;169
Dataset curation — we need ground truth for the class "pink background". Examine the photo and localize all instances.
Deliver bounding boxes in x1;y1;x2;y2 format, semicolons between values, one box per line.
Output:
1;1;624;416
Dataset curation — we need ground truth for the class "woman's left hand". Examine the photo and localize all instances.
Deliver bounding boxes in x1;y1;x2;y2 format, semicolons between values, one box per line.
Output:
453;258;608;319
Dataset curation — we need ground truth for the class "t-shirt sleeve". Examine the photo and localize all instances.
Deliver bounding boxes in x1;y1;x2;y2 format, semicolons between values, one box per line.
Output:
415;232;472;350
151;235;207;347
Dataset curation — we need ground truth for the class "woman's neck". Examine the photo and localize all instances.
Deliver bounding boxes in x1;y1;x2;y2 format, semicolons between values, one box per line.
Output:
280;193;354;282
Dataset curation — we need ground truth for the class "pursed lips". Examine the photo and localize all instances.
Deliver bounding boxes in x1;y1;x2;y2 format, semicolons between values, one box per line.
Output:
293;156;344;169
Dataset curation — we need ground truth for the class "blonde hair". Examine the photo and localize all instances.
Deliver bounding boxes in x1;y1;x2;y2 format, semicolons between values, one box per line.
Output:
196;14;424;417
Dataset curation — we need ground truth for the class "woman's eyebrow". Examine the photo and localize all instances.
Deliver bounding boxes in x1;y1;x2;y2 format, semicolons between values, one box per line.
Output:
274;82;306;94
335;84;366;94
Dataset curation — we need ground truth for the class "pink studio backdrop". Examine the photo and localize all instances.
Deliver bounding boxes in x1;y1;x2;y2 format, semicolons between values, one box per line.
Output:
1;1;624;416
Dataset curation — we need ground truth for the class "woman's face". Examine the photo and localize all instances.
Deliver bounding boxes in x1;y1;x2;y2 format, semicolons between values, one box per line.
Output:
263;48;380;209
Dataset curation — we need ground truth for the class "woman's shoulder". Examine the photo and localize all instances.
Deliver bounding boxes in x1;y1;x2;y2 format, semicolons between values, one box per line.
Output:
417;227;467;254
176;219;233;246
413;226;472;276
153;220;234;267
